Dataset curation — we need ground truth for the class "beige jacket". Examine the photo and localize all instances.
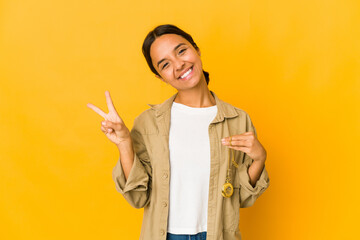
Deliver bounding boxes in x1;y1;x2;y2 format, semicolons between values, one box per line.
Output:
112;90;270;240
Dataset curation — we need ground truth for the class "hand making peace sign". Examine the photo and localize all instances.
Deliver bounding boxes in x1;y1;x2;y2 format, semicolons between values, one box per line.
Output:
87;91;131;146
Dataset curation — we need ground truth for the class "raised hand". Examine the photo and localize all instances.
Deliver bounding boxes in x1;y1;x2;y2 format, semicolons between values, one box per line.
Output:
87;91;131;146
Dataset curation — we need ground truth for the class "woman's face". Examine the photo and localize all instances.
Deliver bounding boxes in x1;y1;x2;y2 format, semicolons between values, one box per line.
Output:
150;34;205;91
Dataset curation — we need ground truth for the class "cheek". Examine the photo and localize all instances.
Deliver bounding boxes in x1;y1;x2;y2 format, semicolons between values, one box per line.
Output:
163;68;174;79
190;54;202;66
194;59;202;71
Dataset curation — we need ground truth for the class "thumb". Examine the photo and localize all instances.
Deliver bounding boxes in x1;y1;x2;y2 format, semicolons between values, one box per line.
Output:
104;120;115;128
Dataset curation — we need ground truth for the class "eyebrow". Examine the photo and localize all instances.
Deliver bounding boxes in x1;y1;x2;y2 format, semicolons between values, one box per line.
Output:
156;43;186;68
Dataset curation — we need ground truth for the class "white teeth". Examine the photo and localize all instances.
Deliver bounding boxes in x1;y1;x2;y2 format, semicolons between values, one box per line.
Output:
180;67;192;79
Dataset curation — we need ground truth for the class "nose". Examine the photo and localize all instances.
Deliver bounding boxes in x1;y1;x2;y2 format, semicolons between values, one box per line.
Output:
174;58;185;72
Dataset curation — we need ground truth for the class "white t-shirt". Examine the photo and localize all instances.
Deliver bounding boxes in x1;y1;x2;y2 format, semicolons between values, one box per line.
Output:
167;101;218;234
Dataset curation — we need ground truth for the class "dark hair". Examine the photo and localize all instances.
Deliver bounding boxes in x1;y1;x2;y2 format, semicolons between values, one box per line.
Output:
142;24;210;85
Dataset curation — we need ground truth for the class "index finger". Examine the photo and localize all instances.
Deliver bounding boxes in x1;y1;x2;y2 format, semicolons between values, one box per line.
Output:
105;90;117;114
87;103;107;118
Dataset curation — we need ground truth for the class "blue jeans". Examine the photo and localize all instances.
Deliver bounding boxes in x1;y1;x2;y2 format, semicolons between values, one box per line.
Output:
166;231;207;240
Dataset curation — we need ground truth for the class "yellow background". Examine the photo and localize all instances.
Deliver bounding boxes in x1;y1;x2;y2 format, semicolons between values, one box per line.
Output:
1;0;359;239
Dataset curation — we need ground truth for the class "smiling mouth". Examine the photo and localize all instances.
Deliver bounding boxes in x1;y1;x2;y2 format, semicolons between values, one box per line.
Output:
178;66;193;79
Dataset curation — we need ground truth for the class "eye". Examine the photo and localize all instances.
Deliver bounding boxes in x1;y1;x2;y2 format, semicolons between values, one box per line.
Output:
162;63;168;70
179;48;187;54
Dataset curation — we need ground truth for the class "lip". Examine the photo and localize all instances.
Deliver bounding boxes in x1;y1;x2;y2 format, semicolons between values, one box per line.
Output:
177;66;193;79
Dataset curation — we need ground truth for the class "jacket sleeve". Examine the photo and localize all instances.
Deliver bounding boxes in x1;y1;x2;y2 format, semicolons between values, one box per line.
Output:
112;116;152;209
238;113;270;208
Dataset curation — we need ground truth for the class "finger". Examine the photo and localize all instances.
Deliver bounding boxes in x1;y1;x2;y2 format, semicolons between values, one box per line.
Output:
228;145;249;153
103;120;120;131
221;136;248;144
243;131;256;136
87;103;107;118
222;134;252;142
101;124;114;133
105;91;117;114
223;139;251;147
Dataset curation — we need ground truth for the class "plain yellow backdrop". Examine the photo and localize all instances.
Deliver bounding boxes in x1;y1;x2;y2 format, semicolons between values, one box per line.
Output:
1;0;359;239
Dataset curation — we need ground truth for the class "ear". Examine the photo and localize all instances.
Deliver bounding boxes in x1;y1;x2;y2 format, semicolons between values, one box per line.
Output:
197;48;201;56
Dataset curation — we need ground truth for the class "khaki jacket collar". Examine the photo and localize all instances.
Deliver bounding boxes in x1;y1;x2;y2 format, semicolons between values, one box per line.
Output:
146;90;238;124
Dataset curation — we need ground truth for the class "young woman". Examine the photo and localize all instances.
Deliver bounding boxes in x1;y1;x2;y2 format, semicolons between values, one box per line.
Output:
87;24;270;240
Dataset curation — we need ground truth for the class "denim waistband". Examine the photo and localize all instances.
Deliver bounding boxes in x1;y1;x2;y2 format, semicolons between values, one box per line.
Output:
166;231;207;240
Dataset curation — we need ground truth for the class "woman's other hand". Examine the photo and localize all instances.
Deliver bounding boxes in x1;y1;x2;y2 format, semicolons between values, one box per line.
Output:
221;132;267;163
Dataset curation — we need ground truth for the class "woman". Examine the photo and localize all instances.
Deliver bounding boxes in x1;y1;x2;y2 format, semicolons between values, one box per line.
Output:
87;24;270;240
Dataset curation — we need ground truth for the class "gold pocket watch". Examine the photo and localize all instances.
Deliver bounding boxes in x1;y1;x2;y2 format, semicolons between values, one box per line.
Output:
221;136;238;198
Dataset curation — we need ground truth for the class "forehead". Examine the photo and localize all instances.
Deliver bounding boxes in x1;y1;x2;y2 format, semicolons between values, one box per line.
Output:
150;34;190;61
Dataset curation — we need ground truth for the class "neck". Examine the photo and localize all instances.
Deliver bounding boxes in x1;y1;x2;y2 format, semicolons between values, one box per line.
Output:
174;81;216;108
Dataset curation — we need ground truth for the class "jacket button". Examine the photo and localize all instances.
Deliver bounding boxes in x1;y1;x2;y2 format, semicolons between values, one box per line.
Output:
160;229;165;235
162;173;168;179
162;201;167;207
